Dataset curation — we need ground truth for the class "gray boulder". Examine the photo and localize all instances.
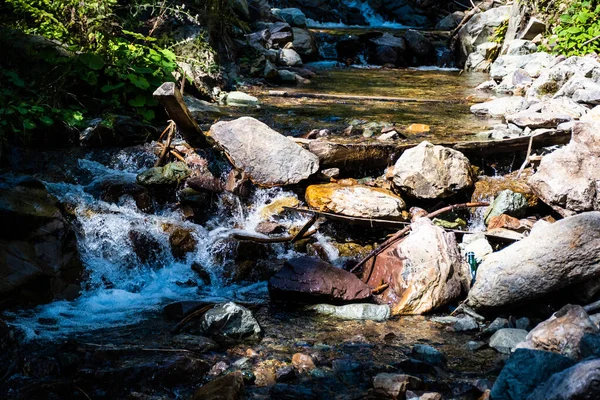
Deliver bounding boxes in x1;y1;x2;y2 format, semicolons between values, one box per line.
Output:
528;122;600;216
491;349;576;400
404;30;436;65
392;141;473;199
483;189;528;224
225;91;259;107
506;110;572;129
458;6;511;62
468;212;600;310
490;53;554;80
412;344;446;366
470;96;525;118
504;39;537;56
276;8;307;27
527;359;600;400
200;302;261;342
278;48;302;67
435;11;464;31
483;317;510;336
454;315;479;332
292;27;317;58
209;117;319;187
489;328;528;354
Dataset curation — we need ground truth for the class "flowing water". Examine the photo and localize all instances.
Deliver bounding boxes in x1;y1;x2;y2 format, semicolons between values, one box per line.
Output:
307;0;411;29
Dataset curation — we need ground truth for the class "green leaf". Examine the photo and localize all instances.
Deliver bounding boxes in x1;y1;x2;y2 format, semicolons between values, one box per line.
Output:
127;74;150;89
23;119;37;130
79;52;105;70
39;116;54;126
101;82;126;92
128;95;147;107
138;108;155;121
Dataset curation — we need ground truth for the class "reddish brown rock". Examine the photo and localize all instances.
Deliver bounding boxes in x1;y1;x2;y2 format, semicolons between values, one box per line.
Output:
292;353;316;372
487;214;522;231
268;257;372;304
363;218;467;315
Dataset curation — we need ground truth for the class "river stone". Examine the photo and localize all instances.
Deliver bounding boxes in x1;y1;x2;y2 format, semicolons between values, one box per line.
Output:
136;162;190;186
276;8;307;27
506;110;571;129
470;96;526;117
305;183;405;219
516;304;599;359
209;117;319;187
483;318;510;336
490;349;576;400
309;303;390;322
490;53;554;80
527;359;600;400
392;141;473;199
554;74;600;100
191;371;245;400
0;177;82;306
468;212;600;311
373;373;423;398
279;48;302;67
404;30;436;65
370;32;406;50
268;256;372;304
435;11;463;31
528;122;600;216
483;189;528;224
364;218;468;315
411;344;446;366
292;27;317;58
184;95;221;116
458;6;511;62
454;315;479;332
225;91;259;107
200;302;261;343
489;329;528;354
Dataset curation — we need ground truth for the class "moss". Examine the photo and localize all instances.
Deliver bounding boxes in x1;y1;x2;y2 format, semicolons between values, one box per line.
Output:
538;80;560;96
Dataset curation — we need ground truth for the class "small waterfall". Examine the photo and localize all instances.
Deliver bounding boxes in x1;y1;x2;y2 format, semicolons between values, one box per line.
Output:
307;0;409;29
7;148;310;341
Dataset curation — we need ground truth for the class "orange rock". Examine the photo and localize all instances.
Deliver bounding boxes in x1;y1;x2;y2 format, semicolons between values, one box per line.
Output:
488;214;521;230
292;353;315;372
407;123;430;133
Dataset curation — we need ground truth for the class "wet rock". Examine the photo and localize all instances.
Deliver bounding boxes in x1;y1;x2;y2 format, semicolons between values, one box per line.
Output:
260;197;300;219
411;344;446;366
468;212;600;311
516;304;599;359
436;11;464;31
528;122;600;216
186;173;225;194
483;318;510;336
392;141;473;199
470;96;526;118
167;227;197;260
483;189;528;224
225;91;259;107
269;383;317;399
528;358;600;400
268;256;372;304
276;8;307;27
364;218;467;315
0;178;82;306
467;341;487;351
171;334;219;353
489;329;528;354
276;365;296;382
191;371;245;400
200;302;262;343
373;373;423;398
87;176;153;212
291;353;315;372
209;117;319;187
490;349;575;400
454;315;479;332
255;221;285;235
129;229;162;264
404;30;436;65
136;162;190;186
309;303;390;321
305;183;405;219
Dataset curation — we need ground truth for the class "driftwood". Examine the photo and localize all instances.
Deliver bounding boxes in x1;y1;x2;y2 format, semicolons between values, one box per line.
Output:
154;120;175;167
153;82;209;149
231;229;317;243
269;90;461;104
305;130;571;170
350;202;489;275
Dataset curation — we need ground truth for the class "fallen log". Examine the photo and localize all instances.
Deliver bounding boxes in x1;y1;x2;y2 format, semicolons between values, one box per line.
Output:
306;130;571;170
153;82;209;149
230;229;318;243
268;90;462;104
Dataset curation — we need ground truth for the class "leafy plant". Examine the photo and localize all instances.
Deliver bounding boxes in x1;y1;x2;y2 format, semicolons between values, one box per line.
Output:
550;1;600;56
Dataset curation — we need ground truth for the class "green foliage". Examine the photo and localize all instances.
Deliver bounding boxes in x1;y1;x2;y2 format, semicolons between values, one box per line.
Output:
550;1;600;56
487;20;509;61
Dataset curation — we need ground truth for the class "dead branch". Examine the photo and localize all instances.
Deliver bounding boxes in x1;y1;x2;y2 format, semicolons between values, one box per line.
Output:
154;120;176;167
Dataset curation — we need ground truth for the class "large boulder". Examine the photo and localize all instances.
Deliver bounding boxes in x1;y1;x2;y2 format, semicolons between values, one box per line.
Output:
305;183;406;219
483;189;529;224
275;8;307;27
491;349;576;400
292;27;317;58
458;6;511;64
516;304;599;359
0;178;82;306
363;218;467;315
392;141;474;199
470;96;526;117
468;212;600;311
528;122;600;216
209;117;319;187
403;30;436;66
268;257;372;304
527;359;600;400
490;53;554;81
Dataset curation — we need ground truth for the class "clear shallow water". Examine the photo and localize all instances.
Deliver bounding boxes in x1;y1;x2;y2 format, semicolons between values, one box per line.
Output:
4;148;316;341
306;0;411;29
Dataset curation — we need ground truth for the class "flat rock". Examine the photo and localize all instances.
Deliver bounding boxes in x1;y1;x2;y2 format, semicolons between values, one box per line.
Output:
305;183;406;219
471;96;526;118
506;110;571;129
225;91;259;107
200;302;262;343
411;344;446;366
268;256;372;304
373;373;422;398
392;141;473;199
209;117;319;187
309;303;390;321
489;328;528;354
468;212;600;310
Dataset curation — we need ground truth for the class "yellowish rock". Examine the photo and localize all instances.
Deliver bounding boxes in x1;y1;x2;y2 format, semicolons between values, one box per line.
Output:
407;123;430;133
259;196;300;219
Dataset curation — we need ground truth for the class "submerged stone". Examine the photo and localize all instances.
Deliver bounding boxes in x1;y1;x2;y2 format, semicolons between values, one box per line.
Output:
309;303;391;321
